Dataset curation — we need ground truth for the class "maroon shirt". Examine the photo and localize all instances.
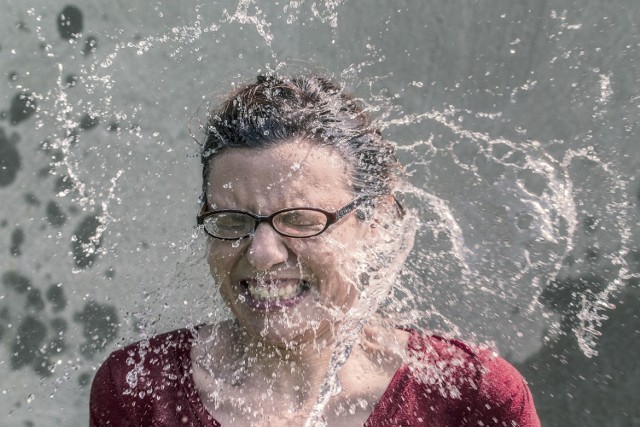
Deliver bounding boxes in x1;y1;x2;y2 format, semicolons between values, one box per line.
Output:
90;329;540;426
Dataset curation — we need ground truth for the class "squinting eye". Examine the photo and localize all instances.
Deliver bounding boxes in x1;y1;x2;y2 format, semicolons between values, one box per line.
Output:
217;217;243;227
275;211;327;232
206;213;251;231
218;217;248;228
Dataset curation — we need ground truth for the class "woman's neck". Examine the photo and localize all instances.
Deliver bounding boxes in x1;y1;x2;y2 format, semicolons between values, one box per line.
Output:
230;322;339;405
191;320;408;424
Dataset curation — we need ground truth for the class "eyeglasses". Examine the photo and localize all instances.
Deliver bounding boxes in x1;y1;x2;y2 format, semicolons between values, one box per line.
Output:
197;196;375;240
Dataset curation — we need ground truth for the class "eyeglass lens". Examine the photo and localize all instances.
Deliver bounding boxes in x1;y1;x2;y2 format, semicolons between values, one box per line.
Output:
202;212;255;239
202;209;329;239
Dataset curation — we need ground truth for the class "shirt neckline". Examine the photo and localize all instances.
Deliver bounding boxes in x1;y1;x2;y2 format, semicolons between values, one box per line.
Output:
176;327;417;426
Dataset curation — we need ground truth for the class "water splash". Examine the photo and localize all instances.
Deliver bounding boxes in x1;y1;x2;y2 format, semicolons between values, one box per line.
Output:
223;0;274;46
305;204;418;426
2;2;638;426
560;147;635;357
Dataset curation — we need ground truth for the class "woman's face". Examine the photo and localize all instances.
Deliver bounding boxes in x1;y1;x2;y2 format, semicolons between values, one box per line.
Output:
205;139;373;348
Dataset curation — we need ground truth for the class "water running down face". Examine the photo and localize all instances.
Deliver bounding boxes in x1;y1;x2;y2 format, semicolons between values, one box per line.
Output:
205;139;376;348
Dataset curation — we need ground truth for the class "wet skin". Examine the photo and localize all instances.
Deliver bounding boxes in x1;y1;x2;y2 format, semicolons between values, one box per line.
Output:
204;139;371;349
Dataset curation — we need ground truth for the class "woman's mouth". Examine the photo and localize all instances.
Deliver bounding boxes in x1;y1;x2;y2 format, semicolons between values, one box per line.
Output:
240;279;311;311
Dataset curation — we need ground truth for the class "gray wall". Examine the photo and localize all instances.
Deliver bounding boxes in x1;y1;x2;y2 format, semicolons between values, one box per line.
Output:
1;1;638;425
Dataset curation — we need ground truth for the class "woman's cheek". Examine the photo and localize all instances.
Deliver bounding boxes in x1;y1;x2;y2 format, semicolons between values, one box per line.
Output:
207;249;235;282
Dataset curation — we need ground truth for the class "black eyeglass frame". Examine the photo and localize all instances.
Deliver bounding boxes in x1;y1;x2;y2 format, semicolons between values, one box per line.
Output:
197;195;404;240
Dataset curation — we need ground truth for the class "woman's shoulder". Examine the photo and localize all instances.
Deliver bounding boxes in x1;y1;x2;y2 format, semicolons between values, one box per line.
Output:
90;328;206;426
103;328;195;366
95;328;198;395
93;328;195;393
407;331;524;378
398;331;540;426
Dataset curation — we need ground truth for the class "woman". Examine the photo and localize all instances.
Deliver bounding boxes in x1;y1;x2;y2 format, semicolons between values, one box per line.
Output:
90;74;540;426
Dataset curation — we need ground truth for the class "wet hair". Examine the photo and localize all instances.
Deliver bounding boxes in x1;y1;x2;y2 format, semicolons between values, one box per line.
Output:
200;74;399;205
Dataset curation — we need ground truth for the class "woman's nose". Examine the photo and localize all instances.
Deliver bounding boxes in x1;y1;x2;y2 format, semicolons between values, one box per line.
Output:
246;222;289;270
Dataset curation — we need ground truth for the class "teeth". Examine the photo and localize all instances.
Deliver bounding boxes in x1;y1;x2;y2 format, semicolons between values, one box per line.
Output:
246;282;305;301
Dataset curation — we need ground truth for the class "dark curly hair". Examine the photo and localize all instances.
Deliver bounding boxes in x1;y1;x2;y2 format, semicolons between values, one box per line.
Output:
200;74;399;205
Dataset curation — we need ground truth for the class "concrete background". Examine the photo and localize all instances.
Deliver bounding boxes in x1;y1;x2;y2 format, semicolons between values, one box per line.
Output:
1;1;638;425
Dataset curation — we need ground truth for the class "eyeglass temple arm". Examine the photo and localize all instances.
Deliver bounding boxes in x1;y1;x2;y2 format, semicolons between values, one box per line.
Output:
196;204;208;223
335;195;405;220
392;196;406;218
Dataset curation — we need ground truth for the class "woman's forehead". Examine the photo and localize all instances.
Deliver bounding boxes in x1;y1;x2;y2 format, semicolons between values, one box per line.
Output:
206;140;353;209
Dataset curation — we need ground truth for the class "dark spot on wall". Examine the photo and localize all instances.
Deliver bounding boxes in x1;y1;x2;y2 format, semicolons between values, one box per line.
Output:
516;212;533;230
2;271;31;294
24;193;40;206
0;308;8;341
78;372;92;388
82;36;98;56
46;201;66;227
57;5;83;40
54;174;74;195
46;284;67;312
11;316;47;370
475;154;506;185
65;74;79;87
79;113;99;130
586;247;600;262
106;121;119;132
0;306;9;341
8;71;18;81
46;318;68;364
26;288;45;311
7;310;69;377
74;300;119;358
10;227;24;256
51;317;68;333
582;215;599;233
71;215;103;268
540;274;606;333
105;267;115;280
38;165;54;178
9;91;37;125
0;127;21;186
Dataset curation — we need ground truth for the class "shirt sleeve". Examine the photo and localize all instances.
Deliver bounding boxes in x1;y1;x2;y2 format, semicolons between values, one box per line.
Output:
89;356;134;427
469;353;541;427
